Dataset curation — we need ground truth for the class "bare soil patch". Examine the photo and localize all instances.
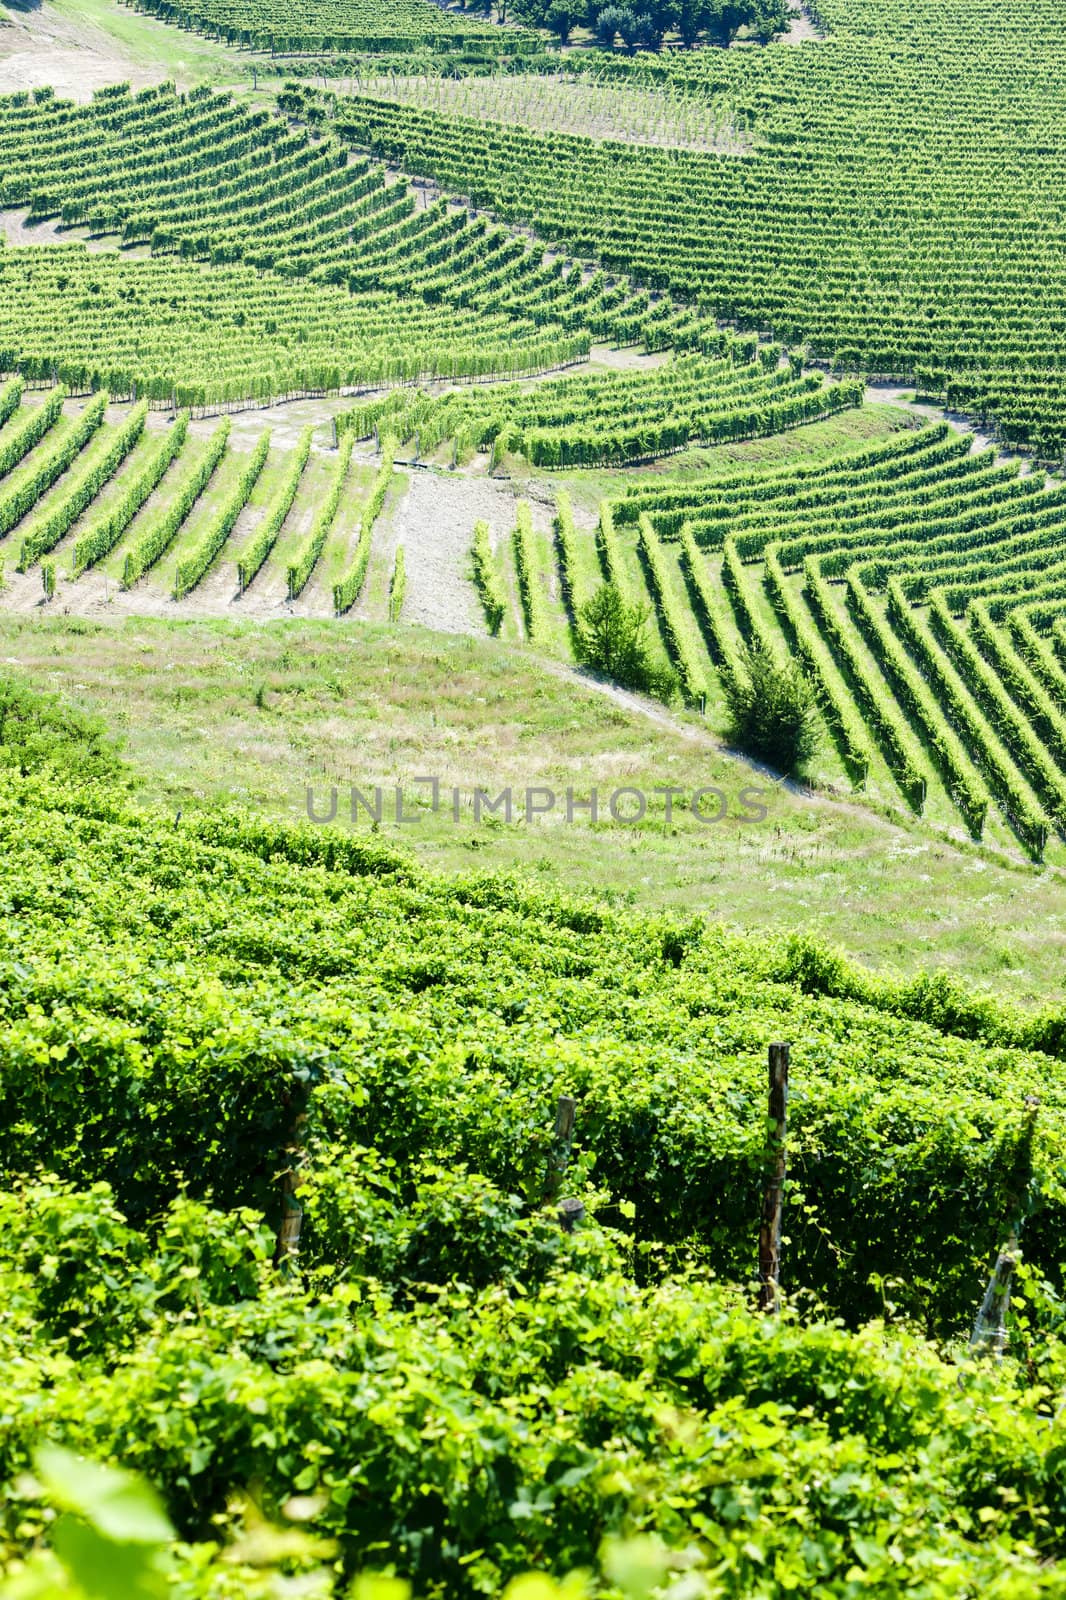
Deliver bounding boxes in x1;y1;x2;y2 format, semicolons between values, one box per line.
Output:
587;343;672;373
0;4;163;99
780;1;825;43
394;469;524;637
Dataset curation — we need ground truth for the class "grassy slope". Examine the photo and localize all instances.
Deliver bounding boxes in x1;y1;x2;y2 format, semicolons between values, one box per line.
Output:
4;610;1063;1007
47;0;248;89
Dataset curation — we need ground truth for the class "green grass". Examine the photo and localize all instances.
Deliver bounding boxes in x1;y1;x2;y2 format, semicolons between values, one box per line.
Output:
98;430;211;584
159;448;244;591
559;510;602;620
56;425;161;578
261;448;335;589
4;610;1064;1008
527;513;572;658
495;521;525;643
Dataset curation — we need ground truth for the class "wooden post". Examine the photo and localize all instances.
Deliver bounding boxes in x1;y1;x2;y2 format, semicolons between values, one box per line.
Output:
275;1111;307;1270
758;1042;790;1313
543;1094;576;1203
274;1080;311;1271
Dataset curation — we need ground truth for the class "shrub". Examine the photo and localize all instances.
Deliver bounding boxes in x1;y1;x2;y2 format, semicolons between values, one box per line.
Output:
472;518;508;634
723;640;821;774
545;0;580;38
0;673;122;785
596;4;629;42
576;581;672;694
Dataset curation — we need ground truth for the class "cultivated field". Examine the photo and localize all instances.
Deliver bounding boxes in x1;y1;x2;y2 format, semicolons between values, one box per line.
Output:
2;0;1066;1596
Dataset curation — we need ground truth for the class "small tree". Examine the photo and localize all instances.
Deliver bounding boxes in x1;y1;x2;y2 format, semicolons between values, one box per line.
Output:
595;5;628;44
615;5;642;47
723;640;820;774
670;0;707;45
577;582;671;693
703;0;749;43
545;0;579;38
633;10;662;46
751;0;789;40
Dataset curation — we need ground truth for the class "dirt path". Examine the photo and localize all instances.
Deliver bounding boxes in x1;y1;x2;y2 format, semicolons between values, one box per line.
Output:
861;382;1049;477
865;383;998;452
222;398;346;453
780;0;824;43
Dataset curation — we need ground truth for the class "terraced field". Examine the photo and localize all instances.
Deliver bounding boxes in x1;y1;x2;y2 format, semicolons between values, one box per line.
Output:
125;0;541;52
0;386;382;613
343;351;863;466
0;80;712;387
457;423;1066;861
612;430;1066;849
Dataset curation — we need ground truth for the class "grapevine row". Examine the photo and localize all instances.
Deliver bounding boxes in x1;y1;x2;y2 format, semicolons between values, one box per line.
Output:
173;431;271;598
237;427;312;593
333;438;396;616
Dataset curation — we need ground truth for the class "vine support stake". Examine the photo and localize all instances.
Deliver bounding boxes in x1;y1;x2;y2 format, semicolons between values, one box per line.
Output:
543;1093;576;1204
274;1078;311;1273
758;1042;790;1313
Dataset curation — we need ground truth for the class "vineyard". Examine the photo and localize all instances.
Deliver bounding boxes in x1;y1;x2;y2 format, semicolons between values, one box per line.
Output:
342;350;863;466
123;0;541;53
0;387;387;613
0;246;586;408
0;65;1062;857
614;428;1066;827
342;71;749;152
4;0;1066;1591
2;732;1066;1595
0;81;759;406
318;0;1066;457
450;419;1066;860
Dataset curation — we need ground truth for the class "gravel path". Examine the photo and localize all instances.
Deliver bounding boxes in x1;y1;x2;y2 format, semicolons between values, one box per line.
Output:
866;383;999;456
